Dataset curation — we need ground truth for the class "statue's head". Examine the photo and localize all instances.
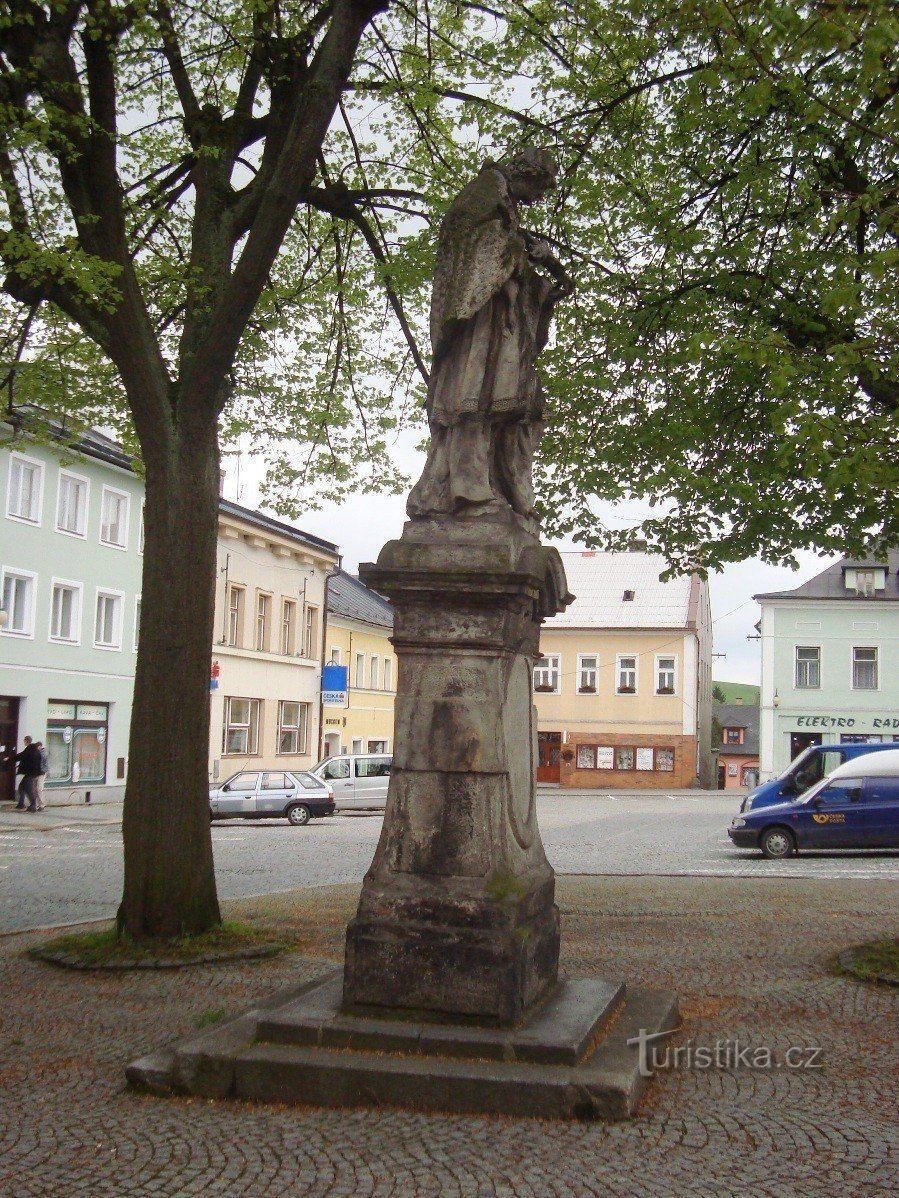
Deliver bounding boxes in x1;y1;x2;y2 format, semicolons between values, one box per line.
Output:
494;147;559;204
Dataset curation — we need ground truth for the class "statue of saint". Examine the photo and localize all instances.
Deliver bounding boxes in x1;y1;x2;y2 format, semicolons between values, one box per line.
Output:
408;147;574;521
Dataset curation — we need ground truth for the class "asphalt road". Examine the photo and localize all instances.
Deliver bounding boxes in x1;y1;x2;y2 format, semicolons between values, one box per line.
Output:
1;793;897;934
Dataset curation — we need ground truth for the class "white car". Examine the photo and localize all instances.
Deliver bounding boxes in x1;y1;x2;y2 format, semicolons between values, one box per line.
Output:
310;754;392;811
209;769;334;825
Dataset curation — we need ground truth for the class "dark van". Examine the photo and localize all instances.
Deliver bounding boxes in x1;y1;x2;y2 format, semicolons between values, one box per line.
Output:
741;741;899;812
729;749;899;859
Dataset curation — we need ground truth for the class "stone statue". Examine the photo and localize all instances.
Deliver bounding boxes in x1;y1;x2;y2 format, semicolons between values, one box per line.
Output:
407;147;574;521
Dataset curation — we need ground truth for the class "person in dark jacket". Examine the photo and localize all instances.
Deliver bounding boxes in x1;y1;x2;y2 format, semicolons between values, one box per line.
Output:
12;737;42;811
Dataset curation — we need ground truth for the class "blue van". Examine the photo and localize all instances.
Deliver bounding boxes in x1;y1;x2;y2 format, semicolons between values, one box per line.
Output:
741;742;899;812
729;749;899;858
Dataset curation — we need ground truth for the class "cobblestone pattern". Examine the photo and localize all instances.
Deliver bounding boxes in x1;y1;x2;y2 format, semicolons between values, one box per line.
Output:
0;877;896;1197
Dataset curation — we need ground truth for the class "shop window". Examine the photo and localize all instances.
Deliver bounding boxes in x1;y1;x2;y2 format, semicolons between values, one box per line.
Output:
852;647;877;690
46;702;109;785
655;748;675;772
577;655;598;693
576;744;596;769
223;697;260;755
367;739;389;753
1;569;36;637
795;646;820;689
7;453;43;524
636;747;654;770
615;746;635;770
277;700;309;755
534;655;560;693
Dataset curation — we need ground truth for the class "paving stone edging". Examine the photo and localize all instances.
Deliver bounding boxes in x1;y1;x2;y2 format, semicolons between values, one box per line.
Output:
29;943;286;971
837;945;899;987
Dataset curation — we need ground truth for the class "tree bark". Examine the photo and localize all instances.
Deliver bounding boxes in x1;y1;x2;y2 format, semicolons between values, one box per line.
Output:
117;398;221;938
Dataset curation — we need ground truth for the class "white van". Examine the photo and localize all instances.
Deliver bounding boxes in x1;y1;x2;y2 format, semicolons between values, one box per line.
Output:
311;753;392;811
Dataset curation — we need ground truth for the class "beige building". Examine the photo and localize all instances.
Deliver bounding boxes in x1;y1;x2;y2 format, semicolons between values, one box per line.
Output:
209;500;340;781
534;550;714;789
322;569;395;758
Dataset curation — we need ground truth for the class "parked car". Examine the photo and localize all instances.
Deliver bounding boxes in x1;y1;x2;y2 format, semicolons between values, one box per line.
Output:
209;769;334;825
310;753;392;811
728;749;899;858
741;741;899;812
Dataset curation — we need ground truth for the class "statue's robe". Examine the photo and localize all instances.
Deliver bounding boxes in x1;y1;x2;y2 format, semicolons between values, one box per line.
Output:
408;168;556;518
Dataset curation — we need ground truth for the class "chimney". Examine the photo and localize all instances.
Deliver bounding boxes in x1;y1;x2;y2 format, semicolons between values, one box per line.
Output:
735;696;744;705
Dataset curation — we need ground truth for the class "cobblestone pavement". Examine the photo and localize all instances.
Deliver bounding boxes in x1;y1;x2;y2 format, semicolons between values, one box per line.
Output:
2;796;897;934
0;876;896;1197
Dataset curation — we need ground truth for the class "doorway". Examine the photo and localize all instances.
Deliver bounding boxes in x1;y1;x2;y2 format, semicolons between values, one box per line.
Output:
0;697;21;803
789;731;822;761
537;731;562;784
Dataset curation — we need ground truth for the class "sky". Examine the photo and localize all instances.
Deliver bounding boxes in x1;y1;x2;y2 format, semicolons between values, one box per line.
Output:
222;434;835;687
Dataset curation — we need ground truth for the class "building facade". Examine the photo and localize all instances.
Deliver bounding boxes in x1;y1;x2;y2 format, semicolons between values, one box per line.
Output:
534;550;714;789
323;570;395;758
210;501;339;782
0;428;144;804
714;700;760;790
756;553;899;778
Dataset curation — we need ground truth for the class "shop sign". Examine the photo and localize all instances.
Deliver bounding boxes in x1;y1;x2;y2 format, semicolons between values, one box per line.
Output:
77;703;108;722
796;715;899;731
48;702;76;721
635;747;654;771
595;747;614;770
322;663;348;708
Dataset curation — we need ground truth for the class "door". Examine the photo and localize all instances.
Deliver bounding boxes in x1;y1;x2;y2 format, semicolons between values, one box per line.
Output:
354;756;391;808
216;771;260;817
862;777;899;848
717;763;727;790
258;770;295;816
0;697;20;803
798;779;866;849
320;757;354;807
537;732;562;783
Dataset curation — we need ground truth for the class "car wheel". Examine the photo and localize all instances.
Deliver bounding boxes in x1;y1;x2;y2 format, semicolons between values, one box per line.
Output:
759;827;794;859
287;803;311;827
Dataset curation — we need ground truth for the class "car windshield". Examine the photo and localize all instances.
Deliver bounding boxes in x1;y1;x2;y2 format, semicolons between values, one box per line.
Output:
295;772;324;791
795;777;829;804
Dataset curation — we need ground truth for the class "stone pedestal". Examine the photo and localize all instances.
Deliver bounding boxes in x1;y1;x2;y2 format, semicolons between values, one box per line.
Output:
343;514;573;1025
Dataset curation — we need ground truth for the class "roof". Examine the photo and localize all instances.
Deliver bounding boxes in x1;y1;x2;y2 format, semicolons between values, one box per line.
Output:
755;550;899;602
545;551;697;630
218;498;338;558
831;749;899;779
328;569;393;629
715;702;760;756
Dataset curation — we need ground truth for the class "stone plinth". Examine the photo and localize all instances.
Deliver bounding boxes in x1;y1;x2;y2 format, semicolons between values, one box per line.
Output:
343;516;572;1025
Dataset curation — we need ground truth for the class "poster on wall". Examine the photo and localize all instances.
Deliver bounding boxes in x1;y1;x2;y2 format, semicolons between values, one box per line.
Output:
576;745;596;769
636;747;654;771
596;747;614;769
656;748;675;772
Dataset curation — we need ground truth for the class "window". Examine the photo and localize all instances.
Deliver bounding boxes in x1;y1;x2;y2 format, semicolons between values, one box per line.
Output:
262;772;288;790
57;471;88;537
224;771;259;791
94;590;123;648
655;748;675;772
227;585;245;646
656;656;676;694
795;646;820;689
383;657;393;691
617;655;637;693
99;486;129;548
1;569;36;636
46;701;109;785
852;647;878;690
255;592;271;652
277;700;309;755
7;453;43;524
533;655;560;693
139;502;145;552
615;746;635;770
134;597;141;650
724;727;743;745
223;697;261;754
370;656;379;690
280;599;296;655
329;647;341;665
855;569;876;596
352;737;363;754
355;652;365;688
576;744;596;769
622;589;635;602
50;581;81;643
577;655;598;693
367;740;389;754
303;605;319;657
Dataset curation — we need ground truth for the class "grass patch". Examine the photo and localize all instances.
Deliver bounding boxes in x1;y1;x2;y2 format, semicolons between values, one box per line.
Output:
195;1007;227;1029
843;939;899;982
32;920;288;968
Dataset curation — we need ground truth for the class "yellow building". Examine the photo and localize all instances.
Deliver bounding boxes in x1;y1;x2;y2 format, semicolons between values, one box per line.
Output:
210;500;340;781
322;569;395;758
535;549;714;789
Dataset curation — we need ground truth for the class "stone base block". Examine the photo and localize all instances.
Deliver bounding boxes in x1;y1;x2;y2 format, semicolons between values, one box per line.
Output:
127;972;680;1121
344;901;560;1025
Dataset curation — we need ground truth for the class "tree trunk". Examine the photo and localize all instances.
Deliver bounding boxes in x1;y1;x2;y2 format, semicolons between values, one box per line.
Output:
118;402;221;938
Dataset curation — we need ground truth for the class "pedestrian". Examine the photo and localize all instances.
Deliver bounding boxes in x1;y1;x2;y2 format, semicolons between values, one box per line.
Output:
11;737;42;811
33;740;48;811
